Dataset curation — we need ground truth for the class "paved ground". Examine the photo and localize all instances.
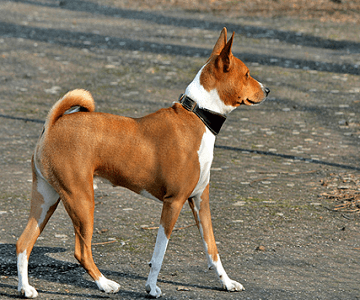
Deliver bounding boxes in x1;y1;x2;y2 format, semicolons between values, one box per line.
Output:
0;1;359;299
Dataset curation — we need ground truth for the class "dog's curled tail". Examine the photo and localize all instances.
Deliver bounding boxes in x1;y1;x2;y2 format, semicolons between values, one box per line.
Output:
45;89;95;128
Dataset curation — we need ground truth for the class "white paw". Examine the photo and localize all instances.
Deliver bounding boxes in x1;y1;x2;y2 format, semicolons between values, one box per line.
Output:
95;275;120;293
223;279;245;292
19;284;39;298
145;283;162;298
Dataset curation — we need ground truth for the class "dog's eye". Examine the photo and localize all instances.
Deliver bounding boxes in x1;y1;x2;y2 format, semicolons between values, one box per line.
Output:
246;71;250;79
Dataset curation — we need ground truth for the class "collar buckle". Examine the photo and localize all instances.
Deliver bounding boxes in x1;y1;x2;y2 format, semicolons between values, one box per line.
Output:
178;94;227;136
179;94;197;112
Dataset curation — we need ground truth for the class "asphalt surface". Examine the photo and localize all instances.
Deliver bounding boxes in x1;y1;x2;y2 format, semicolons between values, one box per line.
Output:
0;1;360;299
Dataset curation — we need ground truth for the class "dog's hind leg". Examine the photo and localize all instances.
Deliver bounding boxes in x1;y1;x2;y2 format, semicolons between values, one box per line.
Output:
60;181;120;294
188;184;244;292
16;159;60;298
146;196;187;298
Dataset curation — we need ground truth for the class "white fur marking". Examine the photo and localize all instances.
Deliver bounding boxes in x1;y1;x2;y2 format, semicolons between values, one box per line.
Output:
64;106;81;115
146;224;168;298
209;254;244;291
17;250;39;298
33;159;59;228
36;178;59;227
185;65;236;115
190;127;215;198
95;274;120;293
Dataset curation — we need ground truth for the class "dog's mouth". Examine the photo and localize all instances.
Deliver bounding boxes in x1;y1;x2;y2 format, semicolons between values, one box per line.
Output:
237;96;265;106
243;98;259;106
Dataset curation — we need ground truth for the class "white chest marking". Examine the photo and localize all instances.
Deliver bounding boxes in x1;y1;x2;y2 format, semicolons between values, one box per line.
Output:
191;127;215;198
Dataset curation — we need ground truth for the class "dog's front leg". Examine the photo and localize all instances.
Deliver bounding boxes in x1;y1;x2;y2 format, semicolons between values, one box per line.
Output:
145;224;168;298
188;184;244;292
146;198;186;298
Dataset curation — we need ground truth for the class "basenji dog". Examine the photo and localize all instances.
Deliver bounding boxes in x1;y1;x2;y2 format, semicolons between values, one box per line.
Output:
16;27;269;298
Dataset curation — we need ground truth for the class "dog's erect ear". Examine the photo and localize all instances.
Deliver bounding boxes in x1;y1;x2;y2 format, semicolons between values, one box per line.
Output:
218;31;234;72
211;27;228;56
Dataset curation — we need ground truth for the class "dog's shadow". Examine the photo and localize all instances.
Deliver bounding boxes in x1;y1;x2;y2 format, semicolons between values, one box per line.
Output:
0;243;151;298
0;244;220;298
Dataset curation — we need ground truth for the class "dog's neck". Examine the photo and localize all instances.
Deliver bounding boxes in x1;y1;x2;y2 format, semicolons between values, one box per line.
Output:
179;94;227;135
185;65;236;116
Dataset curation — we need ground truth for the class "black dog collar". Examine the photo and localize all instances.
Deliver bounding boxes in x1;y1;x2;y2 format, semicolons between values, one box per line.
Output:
178;94;227;135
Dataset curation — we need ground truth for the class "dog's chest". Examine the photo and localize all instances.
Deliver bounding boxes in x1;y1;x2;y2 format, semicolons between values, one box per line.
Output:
190;128;215;198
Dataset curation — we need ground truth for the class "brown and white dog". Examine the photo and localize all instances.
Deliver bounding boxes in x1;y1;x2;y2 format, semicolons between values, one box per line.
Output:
16;28;269;298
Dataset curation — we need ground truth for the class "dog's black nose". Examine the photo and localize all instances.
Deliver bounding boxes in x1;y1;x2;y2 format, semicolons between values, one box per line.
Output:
264;87;270;96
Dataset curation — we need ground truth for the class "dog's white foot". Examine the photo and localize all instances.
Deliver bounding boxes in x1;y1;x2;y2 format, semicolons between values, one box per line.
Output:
145;283;162;298
18;284;39;298
223;279;244;292
209;255;244;292
95;275;120;293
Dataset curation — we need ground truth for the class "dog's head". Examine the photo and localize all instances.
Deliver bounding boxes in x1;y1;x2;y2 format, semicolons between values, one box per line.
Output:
200;28;269;110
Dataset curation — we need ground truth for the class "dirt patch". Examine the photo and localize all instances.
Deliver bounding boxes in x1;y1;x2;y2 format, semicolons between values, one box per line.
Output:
320;173;360;213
